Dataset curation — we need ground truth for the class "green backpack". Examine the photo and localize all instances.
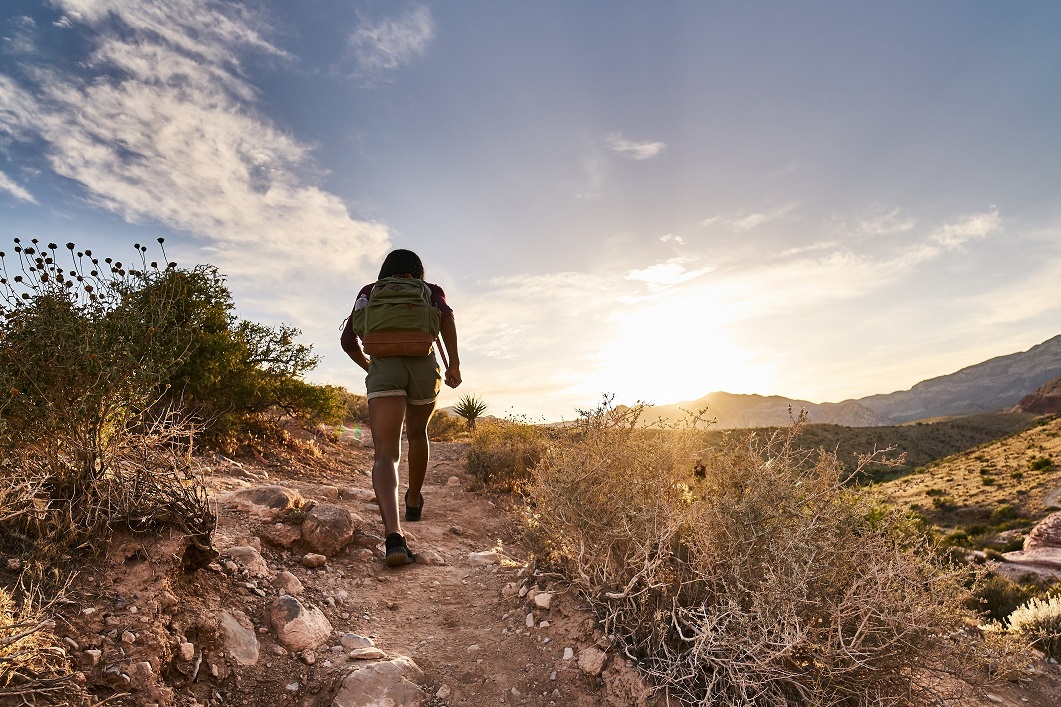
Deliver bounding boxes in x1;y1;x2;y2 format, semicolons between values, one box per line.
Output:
351;277;442;357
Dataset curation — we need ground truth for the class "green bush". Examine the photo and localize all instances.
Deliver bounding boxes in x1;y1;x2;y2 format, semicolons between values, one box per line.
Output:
524;404;973;705
970;573;1039;623
1029;456;1054;472
466;417;549;492
1007;595;1061;660
990;504;1018;523
428;410;467;442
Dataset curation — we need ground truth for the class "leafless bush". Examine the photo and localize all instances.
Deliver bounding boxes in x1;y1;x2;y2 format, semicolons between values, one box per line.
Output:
0;580;84;705
466;417;551;492
1;411;215;568
525;403;979;706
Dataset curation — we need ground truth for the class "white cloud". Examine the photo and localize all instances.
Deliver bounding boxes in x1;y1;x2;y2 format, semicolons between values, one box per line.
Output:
0;170;36;203
349;5;434;77
660;233;684;244
855;206;915;236
931;209;1000;248
0;0;390;282
701;203;796;232
625;260;711;289
606;133;666;160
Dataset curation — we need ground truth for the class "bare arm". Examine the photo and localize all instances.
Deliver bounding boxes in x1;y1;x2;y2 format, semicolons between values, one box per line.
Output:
440;315;461;388
340;313;371;372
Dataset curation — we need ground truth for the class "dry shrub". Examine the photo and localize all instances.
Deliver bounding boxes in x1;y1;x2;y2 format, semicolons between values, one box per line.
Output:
0;582;82;704
466;417;550;492
1006;595;1061;660
1;412;215;570
526;403;978;706
429;410;468;442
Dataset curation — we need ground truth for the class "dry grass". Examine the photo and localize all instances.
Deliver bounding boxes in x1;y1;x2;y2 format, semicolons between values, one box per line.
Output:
522;404;987;706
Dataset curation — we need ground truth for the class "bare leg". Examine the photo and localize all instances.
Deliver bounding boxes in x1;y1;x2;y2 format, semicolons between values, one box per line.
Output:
368;395;407;537
405;401;435;513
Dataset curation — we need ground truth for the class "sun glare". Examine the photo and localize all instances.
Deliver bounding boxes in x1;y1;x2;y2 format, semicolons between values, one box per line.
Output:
580;286;777;407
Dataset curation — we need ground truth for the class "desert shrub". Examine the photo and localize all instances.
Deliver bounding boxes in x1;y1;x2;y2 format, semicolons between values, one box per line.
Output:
932;495;958;511
428;410;467;442
970;573;1039;623
524;403;975;706
0;582;83;704
0;241;222;567
466;417;549;492
336;388;370;424
990;504;1017;523
1028;456;1054;471
1007;595;1061;660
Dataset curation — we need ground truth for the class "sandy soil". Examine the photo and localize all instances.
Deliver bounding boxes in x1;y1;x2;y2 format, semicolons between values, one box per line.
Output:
34;427;1061;706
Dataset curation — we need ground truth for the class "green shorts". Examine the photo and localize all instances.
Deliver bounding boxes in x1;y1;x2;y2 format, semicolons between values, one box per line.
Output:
365;354;441;406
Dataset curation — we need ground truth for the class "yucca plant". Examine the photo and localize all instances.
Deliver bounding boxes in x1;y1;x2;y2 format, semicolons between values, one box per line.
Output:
454;393;488;429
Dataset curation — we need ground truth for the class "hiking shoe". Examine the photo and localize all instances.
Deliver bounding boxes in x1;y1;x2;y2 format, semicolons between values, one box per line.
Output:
385;532;413;566
404;489;424;522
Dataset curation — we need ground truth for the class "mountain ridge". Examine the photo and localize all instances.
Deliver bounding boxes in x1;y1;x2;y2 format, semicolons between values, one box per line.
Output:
646;334;1061;428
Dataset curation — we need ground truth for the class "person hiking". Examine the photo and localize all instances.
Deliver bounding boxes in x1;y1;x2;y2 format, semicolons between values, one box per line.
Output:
341;249;461;566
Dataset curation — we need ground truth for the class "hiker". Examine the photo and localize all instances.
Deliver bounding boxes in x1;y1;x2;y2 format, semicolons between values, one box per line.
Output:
340;249;461;566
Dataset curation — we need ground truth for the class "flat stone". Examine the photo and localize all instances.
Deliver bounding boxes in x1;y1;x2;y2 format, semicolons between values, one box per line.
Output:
533;592;555;610
275;570;304;595
1025;511;1061;550
302;553;327;568
260;523;302;549
219;609;260;666
332;655;425;707
348;647;386;660
468;550;499;566
340;633;375;650
221;486;304;521
222;545;275;579
577;646;607;676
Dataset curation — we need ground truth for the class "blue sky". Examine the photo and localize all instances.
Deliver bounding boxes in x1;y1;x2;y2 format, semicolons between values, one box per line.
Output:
1;1;1059;421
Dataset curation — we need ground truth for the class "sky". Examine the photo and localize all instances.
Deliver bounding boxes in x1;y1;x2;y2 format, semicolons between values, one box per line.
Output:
1;1;1060;422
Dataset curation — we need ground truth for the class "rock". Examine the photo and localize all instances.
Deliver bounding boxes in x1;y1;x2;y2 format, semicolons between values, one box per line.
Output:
222;545;275;579
219;609;260;666
468;550;499;566
342;488;377;503
159;591;179;611
6;558;21;571
275;570;304;595
178;642;195;662
1002;547;1061;576
525;613;535;628
502;582;520;598
302;553;327;568
221;486;304;521
446;476;461;486
533;592;555;610
83;649;102;667
340;633;375;650
302;503;360;556
449;525;463;535
266;595;333;652
348;647;386;660
301;650;317;665
578;646;607;676
332;655;426;707
1025;511;1061;551
121;631;136;645
436;684;452;699
261;523;302;549
415;549;445;565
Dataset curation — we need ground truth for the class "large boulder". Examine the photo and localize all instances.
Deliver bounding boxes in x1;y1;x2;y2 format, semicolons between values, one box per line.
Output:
221;486;304;521
302;503;361;556
218;609;259;666
265;596;332;652
332;656;425;707
1024;511;1061;551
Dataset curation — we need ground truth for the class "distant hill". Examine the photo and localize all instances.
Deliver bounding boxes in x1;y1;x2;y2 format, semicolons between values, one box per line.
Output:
648;334;1061;428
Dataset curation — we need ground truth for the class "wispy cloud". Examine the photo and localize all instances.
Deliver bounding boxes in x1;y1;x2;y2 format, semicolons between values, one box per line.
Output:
606;133;666;160
0;170;36;203
625;260;711;290
349;5;434;79
701;203;797;232
930;209;1000;248
0;0;390;283
855;206;915;236
660;233;684;244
